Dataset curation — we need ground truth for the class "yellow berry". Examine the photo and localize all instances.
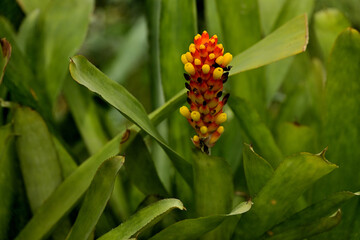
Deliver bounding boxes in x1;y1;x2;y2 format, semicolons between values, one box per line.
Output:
222;53;233;66
215;56;224;65
194;59;201;65
215;113;227;124
193;135;200;142
213;67;224;79
202;64;210;74
181;54;188;64
217;126;224;134
185;52;193;62
200;126;208;134
185;63;195;75
179;106;190;118
191;111;201;121
209;53;215;60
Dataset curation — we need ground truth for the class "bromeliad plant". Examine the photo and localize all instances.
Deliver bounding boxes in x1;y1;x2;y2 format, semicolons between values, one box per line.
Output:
1;1;360;240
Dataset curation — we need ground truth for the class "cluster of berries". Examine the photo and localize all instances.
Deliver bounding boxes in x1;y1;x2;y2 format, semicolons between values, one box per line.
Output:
180;31;232;153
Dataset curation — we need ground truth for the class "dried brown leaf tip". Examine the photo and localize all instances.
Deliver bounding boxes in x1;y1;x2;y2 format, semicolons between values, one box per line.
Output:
179;31;232;153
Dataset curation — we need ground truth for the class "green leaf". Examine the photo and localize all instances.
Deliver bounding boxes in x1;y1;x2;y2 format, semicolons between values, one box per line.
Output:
193;152;233;239
98;199;185;240
159;0;197;99
14;106;62;213
276;122;317;156
0;123;16;238
18;0;94;106
271;191;359;234
194;152;233;216
69;55;193;185
103;17;148;83
125;134;168;196
236;149;338;239
16;0;51;14
66;156;124;240
0;38;11;84
230;14;309;76
266;210;341;240
0;17;43;112
258;0;287;35
149;201;252;240
314;8;351;60
15;88;186;240
63;77;108;155
204;0;223;38
243;143;274;197
229;96;283;168
313;28;360;239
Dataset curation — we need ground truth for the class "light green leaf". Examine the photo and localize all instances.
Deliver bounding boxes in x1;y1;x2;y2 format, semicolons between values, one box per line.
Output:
243;143;274;197
98;199;185;240
14;106;62;213
0;38;11;84
15;88;186;240
230;14;308;76
66;156;124;240
149;201;252;240
69;55;193;185
16;0;51;14
193;152;233;239
0;123;16;238
125;134;168;196
236;149;338;239
314;8;351;60
229;96;283;168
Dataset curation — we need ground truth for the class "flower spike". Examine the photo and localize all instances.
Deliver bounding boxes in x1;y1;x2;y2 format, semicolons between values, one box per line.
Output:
179;31;232;153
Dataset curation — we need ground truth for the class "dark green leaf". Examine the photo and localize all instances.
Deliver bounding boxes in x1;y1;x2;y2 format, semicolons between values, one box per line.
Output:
125;134;168;196
66;156;124;240
271;191;359;234
193;152;233;239
98;199;185;240
63;77;108;155
267;210;341;240
69;55;193;185
243;143;274;197
149;201;252;240
0;38;11;84
0;123;16;238
236;149;338;239
229;96;283;168
15;88;187;240
14;106;62;212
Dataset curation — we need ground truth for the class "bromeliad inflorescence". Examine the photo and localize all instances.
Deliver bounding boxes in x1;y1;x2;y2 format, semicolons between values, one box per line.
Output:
180;31;232;154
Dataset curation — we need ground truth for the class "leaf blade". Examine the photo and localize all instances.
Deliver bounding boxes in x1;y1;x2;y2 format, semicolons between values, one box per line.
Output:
66;156;124;240
230;14;308;75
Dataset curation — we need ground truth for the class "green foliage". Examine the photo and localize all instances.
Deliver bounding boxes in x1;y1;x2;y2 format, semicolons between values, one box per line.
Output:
0;0;360;240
